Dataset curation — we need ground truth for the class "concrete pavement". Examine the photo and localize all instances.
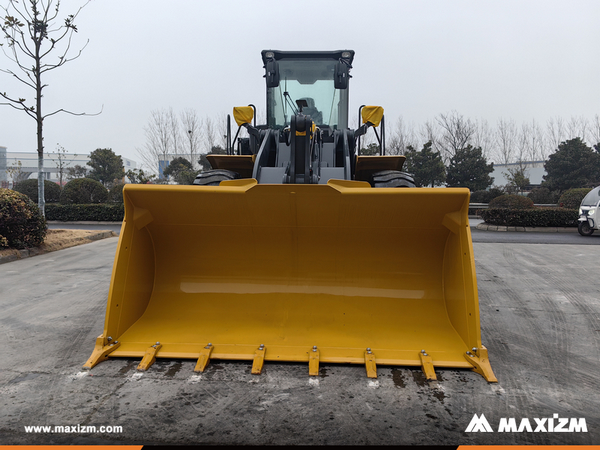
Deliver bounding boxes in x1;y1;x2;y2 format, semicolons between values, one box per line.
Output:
0;238;598;445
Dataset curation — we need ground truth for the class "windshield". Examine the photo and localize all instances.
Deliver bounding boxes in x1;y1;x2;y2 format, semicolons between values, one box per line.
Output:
581;187;600;206
266;59;349;130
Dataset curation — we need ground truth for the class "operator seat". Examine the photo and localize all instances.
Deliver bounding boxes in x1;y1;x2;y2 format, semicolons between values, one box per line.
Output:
299;97;323;125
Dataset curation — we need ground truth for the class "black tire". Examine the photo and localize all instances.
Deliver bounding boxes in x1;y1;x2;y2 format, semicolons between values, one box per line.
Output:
578;220;594;236
370;170;416;188
193;169;240;186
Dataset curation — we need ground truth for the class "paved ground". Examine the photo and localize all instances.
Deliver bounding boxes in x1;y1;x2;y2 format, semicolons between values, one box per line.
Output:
0;237;598;445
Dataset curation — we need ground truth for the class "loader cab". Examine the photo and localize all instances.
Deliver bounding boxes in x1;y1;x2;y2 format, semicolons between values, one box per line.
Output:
262;50;354;131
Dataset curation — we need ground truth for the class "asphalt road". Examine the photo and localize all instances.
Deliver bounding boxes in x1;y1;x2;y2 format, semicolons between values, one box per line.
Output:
48;220;600;245
0;237;598;445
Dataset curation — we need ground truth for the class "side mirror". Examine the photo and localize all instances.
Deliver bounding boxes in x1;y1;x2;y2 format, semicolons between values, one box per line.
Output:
265;59;280;88
361;106;384;127
233;106;254;127
334;61;349;89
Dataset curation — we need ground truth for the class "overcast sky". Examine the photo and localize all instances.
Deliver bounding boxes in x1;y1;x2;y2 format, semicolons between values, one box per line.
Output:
1;0;599;168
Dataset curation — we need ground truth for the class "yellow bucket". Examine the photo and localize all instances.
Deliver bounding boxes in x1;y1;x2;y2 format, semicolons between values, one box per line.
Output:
84;179;496;382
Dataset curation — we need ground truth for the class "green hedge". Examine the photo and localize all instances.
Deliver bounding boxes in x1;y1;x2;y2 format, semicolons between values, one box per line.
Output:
0;188;47;249
488;194;534;209
480;207;578;227
46;203;124;221
469;188;504;204
60;178;108;204
558;188;591;209
14;179;61;203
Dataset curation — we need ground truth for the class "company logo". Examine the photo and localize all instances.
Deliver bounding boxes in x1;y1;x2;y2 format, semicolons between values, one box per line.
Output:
465;414;494;432
465;413;587;433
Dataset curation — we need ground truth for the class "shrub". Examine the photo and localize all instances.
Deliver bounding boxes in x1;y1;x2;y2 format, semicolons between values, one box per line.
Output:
481;207;578;227
488;194;534;210
14;179;61;203
108;183;125;203
46;203;124;221
527;187;560;205
470;187;504;204
558;188;592;209
0;188;47;249
60;178;108;204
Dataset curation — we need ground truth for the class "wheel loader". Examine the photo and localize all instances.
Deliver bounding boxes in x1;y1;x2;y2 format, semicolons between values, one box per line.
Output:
84;50;496;382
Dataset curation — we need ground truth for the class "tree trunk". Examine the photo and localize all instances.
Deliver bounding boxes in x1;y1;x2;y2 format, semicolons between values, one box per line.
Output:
37;152;44;215
35;34;45;216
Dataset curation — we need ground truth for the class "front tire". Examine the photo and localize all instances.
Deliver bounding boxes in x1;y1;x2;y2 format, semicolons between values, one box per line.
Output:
370;170;416;188
193;169;240;186
578;220;594;236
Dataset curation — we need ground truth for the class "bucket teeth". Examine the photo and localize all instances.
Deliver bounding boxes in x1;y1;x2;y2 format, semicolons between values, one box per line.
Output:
82;335;121;370
137;343;162;371
309;346;320;376
419;350;437;381
251;345;266;375
364;349;377;378
464;345;498;383
194;343;214;373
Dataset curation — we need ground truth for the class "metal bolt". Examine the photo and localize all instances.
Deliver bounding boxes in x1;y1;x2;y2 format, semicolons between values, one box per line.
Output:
156;342;160;345
423;353;428;356
107;336;112;341
259;344;264;349
114;341;118;344
469;354;474;358
208;343;212;347
367;350;372;354
421;349;426;354
367;348;371;352
466;351;471;355
313;345;317;352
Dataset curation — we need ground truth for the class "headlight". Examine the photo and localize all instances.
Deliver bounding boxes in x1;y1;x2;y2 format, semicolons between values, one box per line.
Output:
589;208;596;216
579;208;583;215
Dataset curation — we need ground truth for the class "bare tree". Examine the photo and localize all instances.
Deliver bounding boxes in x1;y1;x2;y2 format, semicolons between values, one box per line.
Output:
546;116;566;151
0;0;97;215
167;107;182;158
520;119;544;162
51;143;75;187
181;108;202;169
495;118;518;164
6;159;29;185
566;115;589;144
435;111;476;160
472;118;495;161
386;116;418;156
419;119;441;159
138;109;172;178
203;116;217;154
590;114;600;147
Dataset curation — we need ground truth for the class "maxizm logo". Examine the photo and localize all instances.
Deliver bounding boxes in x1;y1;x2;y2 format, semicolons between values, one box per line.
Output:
465;414;588;433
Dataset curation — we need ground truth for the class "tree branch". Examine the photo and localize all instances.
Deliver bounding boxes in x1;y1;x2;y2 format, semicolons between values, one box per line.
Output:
43;104;103;120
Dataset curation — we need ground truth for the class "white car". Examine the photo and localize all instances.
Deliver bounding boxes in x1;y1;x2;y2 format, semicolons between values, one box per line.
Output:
578;186;600;236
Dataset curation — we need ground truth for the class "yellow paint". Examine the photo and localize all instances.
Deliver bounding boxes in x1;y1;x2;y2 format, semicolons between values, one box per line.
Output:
87;180;494;380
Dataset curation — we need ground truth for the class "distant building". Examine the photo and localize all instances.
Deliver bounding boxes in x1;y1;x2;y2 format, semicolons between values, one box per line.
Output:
491;161;546;189
0;146;6;184
0;148;138;188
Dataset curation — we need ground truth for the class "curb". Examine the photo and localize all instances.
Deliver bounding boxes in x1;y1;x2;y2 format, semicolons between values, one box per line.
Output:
0;230;116;265
476;223;578;233
47;221;123;225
